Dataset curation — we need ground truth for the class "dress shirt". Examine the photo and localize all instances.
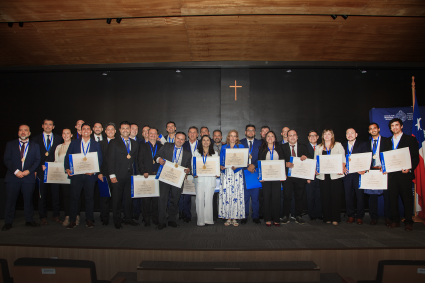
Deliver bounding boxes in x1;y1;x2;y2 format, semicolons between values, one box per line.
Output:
288;142;298;157
80;138;91;153
107;137;114;143
214;142;222;154
392;133;403;149
94;134;103;141
15;139;30;174
371;135;381;167
43;132;54;150
347;140;356;153
310;143;317;150
189;140;198;154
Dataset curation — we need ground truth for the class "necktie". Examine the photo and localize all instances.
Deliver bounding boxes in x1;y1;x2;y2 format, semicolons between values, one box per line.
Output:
97;137;100;142
291;145;296;157
313;145;316;151
126;139;130;149
20;141;27;160
372;140;377;167
46;135;50;148
249;141;252;151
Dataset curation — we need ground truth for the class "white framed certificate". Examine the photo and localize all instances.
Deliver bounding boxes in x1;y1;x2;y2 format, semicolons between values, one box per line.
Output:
155;161;186;188
287;157;316;180
193;156;220;176
44;162;70;184
381;147;412;173
316;154;343;174
359;171;388;190
131;175;159;198
258;160;286;181
224;148;249;168
346;152;372;173
69;152;100;175
182;175;196;195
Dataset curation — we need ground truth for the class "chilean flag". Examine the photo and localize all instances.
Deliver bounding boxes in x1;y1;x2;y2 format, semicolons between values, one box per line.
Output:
412;92;425;219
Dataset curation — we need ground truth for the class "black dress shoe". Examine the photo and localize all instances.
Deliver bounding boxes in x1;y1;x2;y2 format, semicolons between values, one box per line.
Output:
86;220;94;228
133;215;140;221
168;221;179;228
156;223;166;230
253;218;261;224
25;221;40;227
114;223;123;229
183;218;191;223
241;219;247;224
179;212;183;220
2;224;12;231
102;221;109;226
124;220;140;226
259;215;264;220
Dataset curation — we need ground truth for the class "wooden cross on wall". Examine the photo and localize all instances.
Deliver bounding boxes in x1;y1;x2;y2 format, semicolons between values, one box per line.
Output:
229;80;242;101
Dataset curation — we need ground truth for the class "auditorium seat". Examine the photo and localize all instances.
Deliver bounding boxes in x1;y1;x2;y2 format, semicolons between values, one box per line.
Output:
0;259;13;283
13;258;125;283
357;260;425;283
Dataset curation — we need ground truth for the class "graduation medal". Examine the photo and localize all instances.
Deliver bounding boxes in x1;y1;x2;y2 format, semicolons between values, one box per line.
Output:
81;140;90;162
83;157;87;161
249;154;252;159
45;152;49;156
175;163;178;168
349;158;351;162
127;154;131;159
373;154;377;159
203;165;207;170
153;160;155;164
21;158;25;162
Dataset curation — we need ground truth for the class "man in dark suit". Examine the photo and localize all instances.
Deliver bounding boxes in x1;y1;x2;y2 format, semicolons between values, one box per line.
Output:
98;122;116;226
366;122;391;226
240;124;262;224
305;130;323;220
32;119;63;225
92;122;106;142
138;127;163;226
130;123;145;221
155;132;191;230
180;126;199;223
107;121;140;229
342;128;369;225
73;119;84;140
386;118;419;231
64;123;103;229
2;124;41;231
281;129;312;225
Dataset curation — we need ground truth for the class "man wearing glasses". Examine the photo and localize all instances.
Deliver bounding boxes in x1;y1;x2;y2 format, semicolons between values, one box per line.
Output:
305;130;323;220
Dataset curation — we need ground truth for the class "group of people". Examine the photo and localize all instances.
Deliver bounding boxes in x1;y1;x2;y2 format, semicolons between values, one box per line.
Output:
2;117;419;232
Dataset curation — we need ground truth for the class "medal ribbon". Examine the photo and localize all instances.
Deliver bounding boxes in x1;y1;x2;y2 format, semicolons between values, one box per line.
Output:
81;140;90;157
149;142;157;159
172;145;182;164
122;137;131;154
168;136;174;143
372;136;380;156
192;140;198;153
268;144;274;160
43;133;52;152
347;142;354;157
392;136;400;150
202;152;208;166
19;141;29;160
325;146;331;155
248;141;254;157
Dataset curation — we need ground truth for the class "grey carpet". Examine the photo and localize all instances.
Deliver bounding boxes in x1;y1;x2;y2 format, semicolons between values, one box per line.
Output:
0;211;424;250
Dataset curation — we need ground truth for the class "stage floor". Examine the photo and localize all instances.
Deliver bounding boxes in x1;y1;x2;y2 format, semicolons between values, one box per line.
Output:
1;211;424;250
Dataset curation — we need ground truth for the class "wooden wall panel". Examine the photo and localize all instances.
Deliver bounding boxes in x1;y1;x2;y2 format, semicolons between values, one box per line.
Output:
0;246;424;282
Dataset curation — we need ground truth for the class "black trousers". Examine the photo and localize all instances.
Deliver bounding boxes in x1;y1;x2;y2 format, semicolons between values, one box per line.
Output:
283;177;306;218
38;181;60;219
262;181;281;223
100;177;112;222
368;190;392;220
319;175;343;223
388;173;414;225
142;197;159;223
213;192;218;219
111;178;133;224
159;182;182;224
70;175;95;222
305;179;322;218
343;173;365;219
5;182;35;224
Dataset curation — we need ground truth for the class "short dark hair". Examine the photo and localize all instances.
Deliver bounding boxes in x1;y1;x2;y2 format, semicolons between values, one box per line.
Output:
388;118;403;130
308;130;318;136
19;124;31;131
213;129;222;136
149;127;159;134
200;126;209;132
81;123;91;129
105;122;116;129
142;125;149;130
93;122;102;127
119;121;131;128
288;129;297;136
245;124;256;130
368;122;380;129
166;121;176;127
261;125;270;131
175;131;186;138
130;123;139;127
43;119;54;125
188;126;198;133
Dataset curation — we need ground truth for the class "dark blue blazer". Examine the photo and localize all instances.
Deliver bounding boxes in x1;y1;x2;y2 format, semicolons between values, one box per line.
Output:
4;140;41;183
240;138;262;168
183;140;200;155
135;136;145;145
64;138;103;181
32;133;63;177
342;140;368;175
220;144;245;173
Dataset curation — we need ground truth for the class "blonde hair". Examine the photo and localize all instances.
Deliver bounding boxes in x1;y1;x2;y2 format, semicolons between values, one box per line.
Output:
225;130;241;145
319;128;335;149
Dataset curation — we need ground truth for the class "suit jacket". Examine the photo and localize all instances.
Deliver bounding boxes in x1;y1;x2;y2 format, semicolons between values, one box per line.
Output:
240;138;262;168
64;138;103;181
314;142;345;180
91;133;107;142
4;140;41;183
342;140;368;175
281;142;312;177
154;143;192;173
31;133;63;177
107;137;139;179
385;134;420;180
72;131;81;140
366;136;389;167
138;141;163;174
183;139;199;155
134;136;145;145
258;142;285;161
99;139;112;176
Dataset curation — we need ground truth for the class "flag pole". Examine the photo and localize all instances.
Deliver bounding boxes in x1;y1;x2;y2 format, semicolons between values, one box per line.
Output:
412;76;423;222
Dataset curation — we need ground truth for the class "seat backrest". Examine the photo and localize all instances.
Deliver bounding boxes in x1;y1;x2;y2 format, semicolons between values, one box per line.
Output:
0;259;12;283
13;257;99;283
377;260;425;283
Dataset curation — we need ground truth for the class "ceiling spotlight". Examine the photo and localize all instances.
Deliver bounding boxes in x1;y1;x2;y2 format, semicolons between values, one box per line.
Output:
102;71;109;76
106;18;112;24
331;15;337;20
116;18;122;24
8;23;13;28
359;69;367;74
176;69;181;73
342;15;348;20
286;69;292;73
19;22;24;27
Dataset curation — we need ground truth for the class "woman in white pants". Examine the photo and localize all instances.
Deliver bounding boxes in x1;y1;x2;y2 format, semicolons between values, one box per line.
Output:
192;135;220;226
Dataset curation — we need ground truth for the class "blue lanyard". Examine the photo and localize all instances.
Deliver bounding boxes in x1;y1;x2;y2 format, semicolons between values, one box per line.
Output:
325;146;331;155
202;152;208;166
19;141;29;159
191;140;198;153
392;136;400;150
173;145;182;164
268;144;274;160
372;136;380;155
43;133;52;152
81;140;90;156
148;142;157;159
168;136;174;143
347;142;354;157
122;137;130;154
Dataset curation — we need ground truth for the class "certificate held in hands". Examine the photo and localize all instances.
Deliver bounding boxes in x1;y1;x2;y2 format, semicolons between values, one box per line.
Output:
287;157;316;180
131;175;159;198
155;160;186;188
316;154;343;174
258;160;286;181
44;162;70;184
346;152;372;173
380;147;412;173
224;148;249;168
193;156;220;176
182;175;196;195
69;152;100;175
359;171;387;190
